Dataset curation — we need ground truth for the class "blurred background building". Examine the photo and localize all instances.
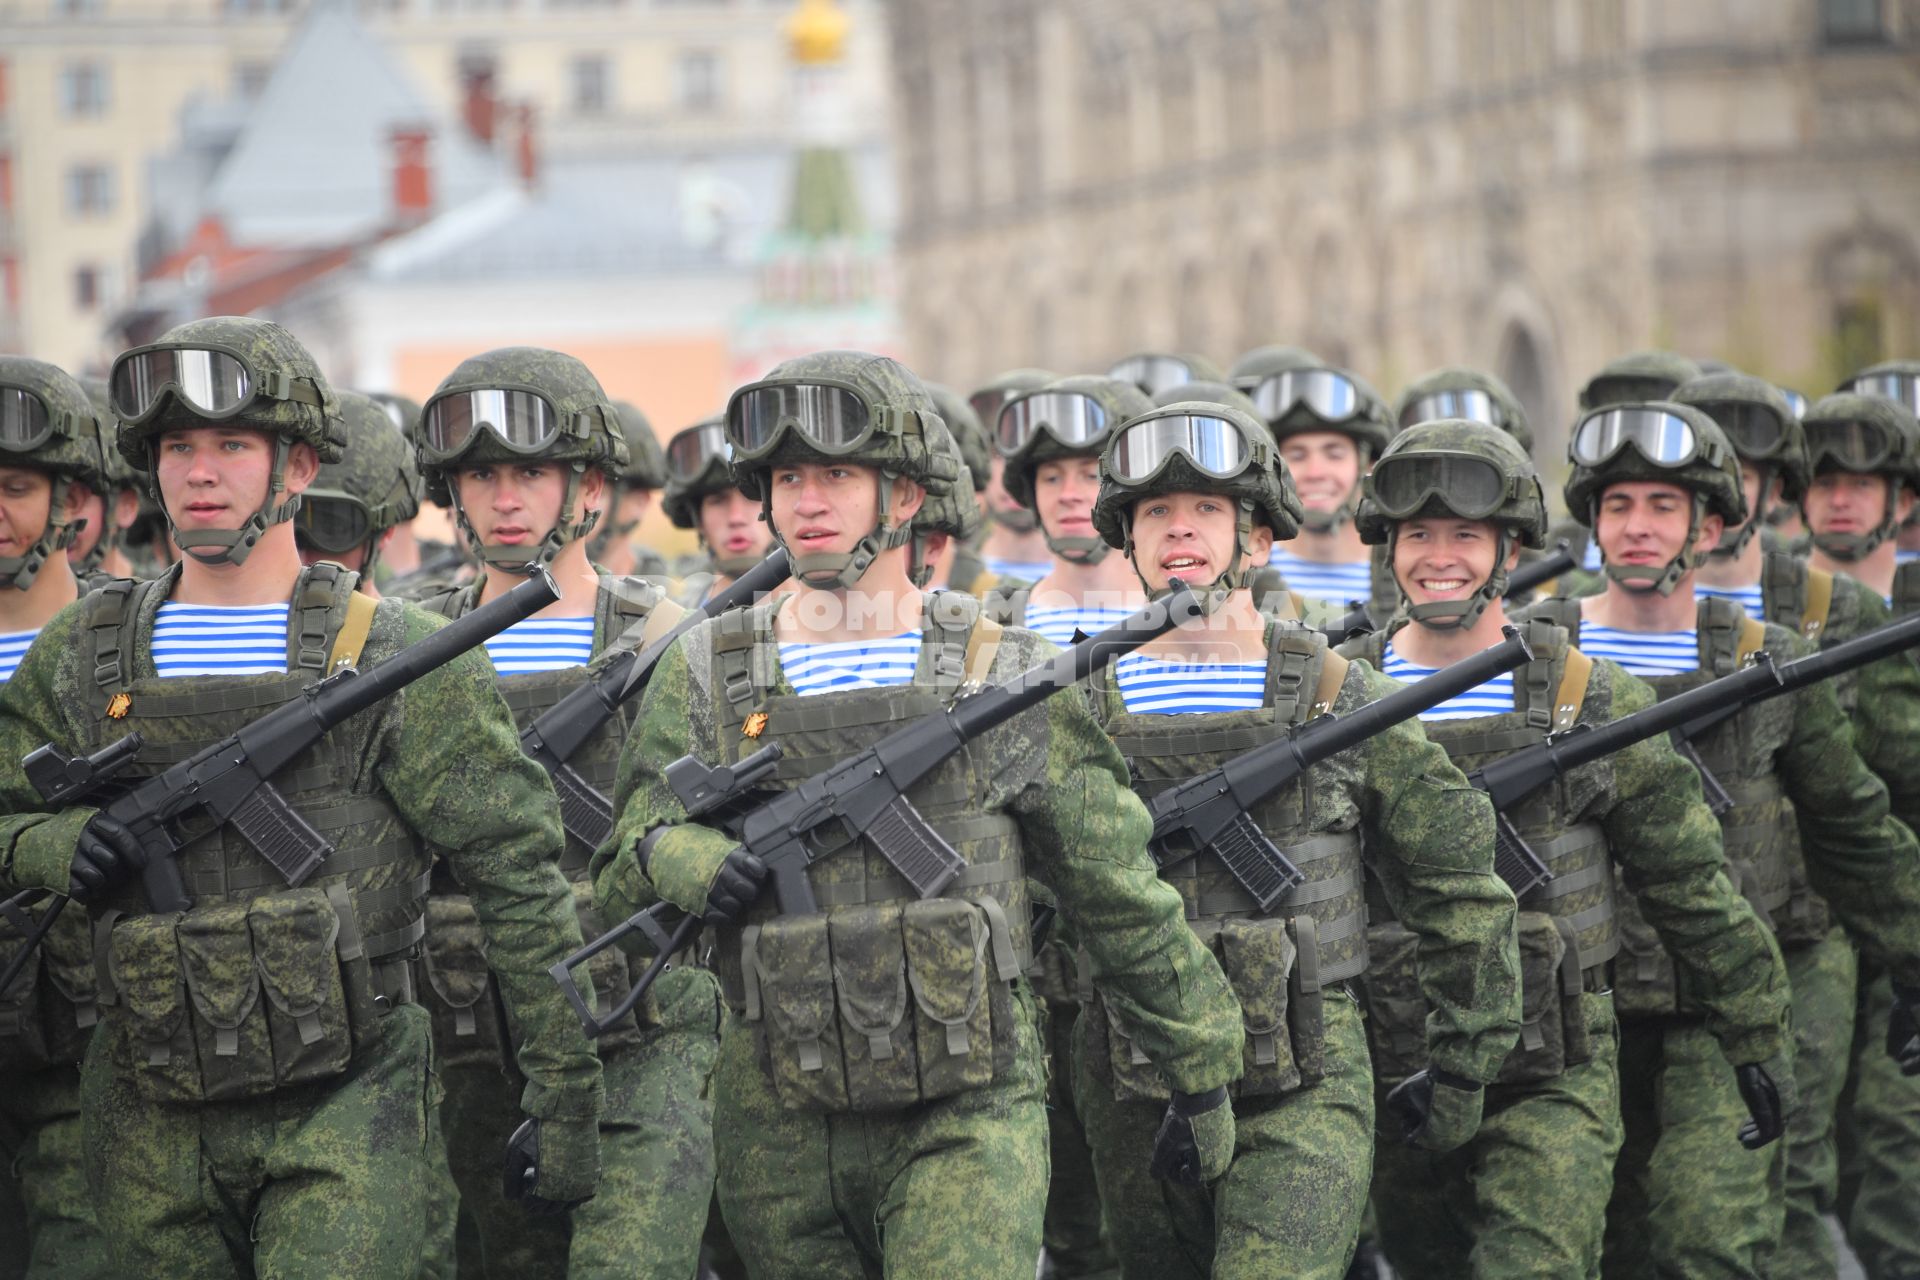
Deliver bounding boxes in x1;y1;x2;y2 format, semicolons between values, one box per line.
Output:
887;0;1920;462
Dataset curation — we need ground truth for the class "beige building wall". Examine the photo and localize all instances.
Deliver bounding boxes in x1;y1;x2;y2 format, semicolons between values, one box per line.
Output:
888;0;1920;468
0;0;890;373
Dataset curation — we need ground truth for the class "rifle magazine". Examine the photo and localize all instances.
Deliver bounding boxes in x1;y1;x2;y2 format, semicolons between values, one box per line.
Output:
867;796;967;899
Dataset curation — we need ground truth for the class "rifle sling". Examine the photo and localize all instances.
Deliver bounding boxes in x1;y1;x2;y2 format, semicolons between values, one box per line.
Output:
327;591;378;674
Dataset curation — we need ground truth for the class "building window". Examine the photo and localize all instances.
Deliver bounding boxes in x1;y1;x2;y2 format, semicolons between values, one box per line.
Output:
677;50;721;112
571;55;610;114
58;62;108;118
65;164;114;216
1822;0;1888;44
73;264;101;311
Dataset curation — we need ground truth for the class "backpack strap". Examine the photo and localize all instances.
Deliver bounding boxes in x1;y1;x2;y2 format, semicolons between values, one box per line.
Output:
1311;647;1348;716
84;576;144;710
1553;645;1593;732
1736;616;1768;668
327;591;379;674
412;582;471;621
1264;622;1341;726
961;616;1003;690
1799;568;1834;641
289;563;358;673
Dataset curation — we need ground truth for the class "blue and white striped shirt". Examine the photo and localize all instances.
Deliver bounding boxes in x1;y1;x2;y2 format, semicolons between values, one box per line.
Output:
985;555;1055;582
1380;643;1518;720
1897;548;1920;565
1577;625;1699;677
1266;547;1373;607
151;603;290;677
1022;604;1135;649
0;627;39;683
779;631;921;696
1114;655;1268;715
1695;582;1767;621
483;616;596;674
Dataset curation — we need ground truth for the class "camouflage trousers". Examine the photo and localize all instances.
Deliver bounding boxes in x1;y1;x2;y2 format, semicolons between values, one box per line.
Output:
0;1062;111;1278
1370;993;1622;1280
1837;962;1920;1280
80;1002;435;1279
1776;928;1859;1280
711;982;1049;1279
1074;991;1373;1280
1033;978;1115;1277
1603;1017;1781;1280
440;963;721;1279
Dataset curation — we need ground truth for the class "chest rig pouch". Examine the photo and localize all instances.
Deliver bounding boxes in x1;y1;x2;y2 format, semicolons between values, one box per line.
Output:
1894;561;1920;621
1350;620;1613;1086
1086;622;1361;1103
0;890;99;1072
80;564;425;1105
416;574;676;1067
694;593;1038;1115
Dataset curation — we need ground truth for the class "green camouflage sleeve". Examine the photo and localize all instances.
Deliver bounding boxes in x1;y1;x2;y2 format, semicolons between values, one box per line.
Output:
1346;660;1523;1085
1833;587;1920;836
0;602;104;893
1595;661;1790;1067
1773;626;1920;989
1002;627;1247;1096
374;603;602;1120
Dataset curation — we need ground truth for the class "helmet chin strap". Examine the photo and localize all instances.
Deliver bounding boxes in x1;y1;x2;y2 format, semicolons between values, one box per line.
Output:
453;462;600;576
1122;502;1254;618
776;472;912;591
1399;527;1513;631
708;543;765;578
0;475;81;591
164;439;303;568
1809;476;1903;563
1043;528;1112;566
1596;493;1706;596
989;506;1038;534
1708;465;1769;561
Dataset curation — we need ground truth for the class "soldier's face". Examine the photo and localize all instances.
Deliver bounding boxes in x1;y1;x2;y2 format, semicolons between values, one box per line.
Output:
1593;481;1723;574
697;488;769;562
984;456;1025;517
1392;516;1514;608
155;426;317;537
1280;432;1361;515
455;461;605;549
0;467;57;555
1805;470;1912;538
767;461;924;559
1032;456;1101;545
611;486;654;532
1128;491;1272;592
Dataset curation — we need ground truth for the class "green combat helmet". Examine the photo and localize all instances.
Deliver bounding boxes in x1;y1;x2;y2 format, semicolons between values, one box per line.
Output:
726;349;960;589
1107;351;1225;399
109;315;345;567
1393;367;1533;456
0;355;107;590
1148;379;1260;416
74;374;138;574
367;392;437;508
1837;358;1920;418
295;390;422;580
1093;400;1302;615
1797;391;1920;561
1670;372;1806;558
416;347;629;573
1355;419;1547;630
1234;353;1394;533
1227;344;1326;387
997;374;1155;566
924;382;990;496
1577;350;1704;411
967;368;1056;534
1563;400;1745;595
662;413;761;577
907;413;983;589
587;399;667;563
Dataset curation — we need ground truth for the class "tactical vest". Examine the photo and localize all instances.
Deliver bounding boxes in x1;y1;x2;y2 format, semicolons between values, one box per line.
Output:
1084;622;1361;1102
1345;620;1614;1086
415;572;677;1063
1540;596;1809;1018
1892;560;1920;619
79;562;424;1105
0;889;97;1074
693;592;1036;1114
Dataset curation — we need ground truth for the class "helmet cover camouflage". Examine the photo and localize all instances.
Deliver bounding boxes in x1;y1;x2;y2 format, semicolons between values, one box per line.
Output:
1670;372;1806;558
999;374;1154;565
298;390;422;579
662;415;736;530
908;414;983;587
1393;366;1533;455
1148;379;1261;416
0;355;106;588
1578;349;1704;410
924;382;991;493
1798;390;1920;560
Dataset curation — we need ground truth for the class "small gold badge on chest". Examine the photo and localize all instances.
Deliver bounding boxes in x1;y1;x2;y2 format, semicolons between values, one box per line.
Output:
742;711;770;739
105;692;132;720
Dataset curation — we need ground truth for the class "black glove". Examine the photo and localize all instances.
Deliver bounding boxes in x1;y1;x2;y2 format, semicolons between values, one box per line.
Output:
503;1117;599;1215
1383;1067;1484;1152
703;849;769;924
1888;984;1920;1077
67;813;145;904
1148;1086;1234;1187
1735;1062;1785;1150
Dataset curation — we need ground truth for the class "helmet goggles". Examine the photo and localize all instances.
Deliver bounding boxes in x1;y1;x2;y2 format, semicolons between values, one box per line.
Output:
1571;407;1728;471
1368;451;1521;521
1584;374;1681;407
1841;371;1920;417
110;342;324;425
1109;413;1258;486
1803;418;1899;474
666;420;730;483
1397;388;1509;433
420;385;596;462
996;392;1110;456
1108;354;1199;398
1692;400;1791;462
1245;369;1363;423
295;495;373;554
727;379;902;462
0;385;86;453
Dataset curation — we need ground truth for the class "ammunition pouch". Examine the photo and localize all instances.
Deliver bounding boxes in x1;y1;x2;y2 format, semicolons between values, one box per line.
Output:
0;897;99;1072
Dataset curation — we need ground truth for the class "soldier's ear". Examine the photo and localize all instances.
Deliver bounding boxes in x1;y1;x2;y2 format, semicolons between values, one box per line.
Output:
284;442;320;495
891;475;926;523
